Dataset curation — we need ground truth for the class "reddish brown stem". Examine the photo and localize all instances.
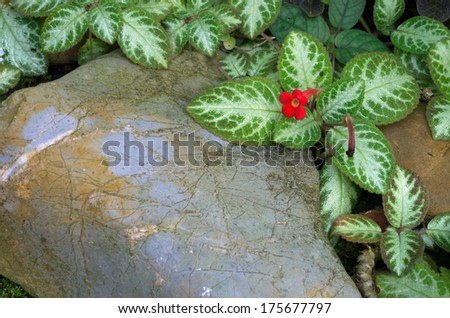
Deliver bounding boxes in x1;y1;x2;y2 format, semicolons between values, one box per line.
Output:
345;114;355;157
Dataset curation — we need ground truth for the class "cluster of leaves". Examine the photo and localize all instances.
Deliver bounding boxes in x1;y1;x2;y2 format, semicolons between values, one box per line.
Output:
186;0;450;297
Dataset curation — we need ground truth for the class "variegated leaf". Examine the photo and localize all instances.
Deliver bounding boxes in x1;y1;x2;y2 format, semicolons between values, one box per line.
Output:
391;16;450;54
215;4;241;35
0;64;21;95
394;47;435;89
169;0;190;19
377;261;450;297
163;17;188;56
272;109;321;149
331;214;382;243
427;213;450;252
316;78;365;124
187;0;211;13
134;0;173;20
326;121;395;194
383;165;428;229
0;8;48;76
428;38;450;98
373;0;405;36
342;52;420;125
328;0;366;30
279;31;332;92
320;162;360;234
188;12;220;57
77;38;109;65
247;45;278;77
118;8;169;68
41;4;89;53
230;0;282;39
88;3;122;44
220;51;250;79
426;96;450;141
381;228;424;276
187;77;282;143
11;0;70;17
111;0;137;6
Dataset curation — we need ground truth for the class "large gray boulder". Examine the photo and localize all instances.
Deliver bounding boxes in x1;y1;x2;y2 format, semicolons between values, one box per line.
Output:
0;51;360;297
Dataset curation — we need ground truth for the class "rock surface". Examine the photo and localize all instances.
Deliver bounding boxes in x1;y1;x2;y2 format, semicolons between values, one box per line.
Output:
381;102;450;216
0;51;360;297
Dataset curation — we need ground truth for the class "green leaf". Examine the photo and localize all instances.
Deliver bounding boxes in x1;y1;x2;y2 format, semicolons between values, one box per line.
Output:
316;78;365;123
134;0;173;20
0;8;48;76
416;0;450;22
0;64;21;95
279;31;332;92
427;213;450;252
220;51;250;79
169;0;190;19
272;109;321;149
383;166;428;229
215;4;241;35
335;29;390;64
373;0;405;36
426;96;450;141
320;162;360;234
381;227;424;276
377;261;450;297
270;3;330;43
41;4;89;53
331;214;382;243
163;17;188;56
394;47;435;89
88;3;122;44
188;12;220;56
326;121;395;194
428;38;450;98
246;44;278;77
187;0;211;13
342;52;420;125
118;8;169;68
110;0;137;6
77;38;109;65
328;0;366;30
230;0;282;39
299;0;325;17
391;16;450;54
187;77;282;143
11;0;70;17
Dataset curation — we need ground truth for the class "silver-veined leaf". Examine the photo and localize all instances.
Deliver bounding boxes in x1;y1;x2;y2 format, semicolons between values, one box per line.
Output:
111;0;137;6
0;8;48;76
381;227;424;276
134;0;173;20
428;38;450;98
118;8;169;68
41;4;89;53
326;121;395;194
270;3;330;43
163;17;188;56
11;0;70;17
188;12;220;56
0;64;21;95
383;165;428;229
88;2;122;44
328;0;366;30
247;44;278;77
335;29;390;64
320;162;360;234
187;0;211;13
272;109;321;149
220;51;250;79
373;0;405;36
316;78;365;124
77;38;109;65
279;31;332;92
215;4;241;35
377;261;450;297
427;213;450;252
230;0;282;39
187;77;282;143
331;214;382;243
394;47;435;89
342;52;420;125
426;96;450;141
391;16;450;54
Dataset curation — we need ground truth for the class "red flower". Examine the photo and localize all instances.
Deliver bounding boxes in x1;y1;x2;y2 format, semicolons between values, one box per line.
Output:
279;89;318;120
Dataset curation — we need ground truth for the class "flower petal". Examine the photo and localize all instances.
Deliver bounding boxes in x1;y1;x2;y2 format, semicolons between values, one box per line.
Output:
292;89;303;99
303;88;319;99
294;106;307;120
279;91;292;104
282;104;295;118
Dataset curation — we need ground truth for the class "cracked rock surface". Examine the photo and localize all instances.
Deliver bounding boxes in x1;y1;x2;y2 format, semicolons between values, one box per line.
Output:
0;51;360;297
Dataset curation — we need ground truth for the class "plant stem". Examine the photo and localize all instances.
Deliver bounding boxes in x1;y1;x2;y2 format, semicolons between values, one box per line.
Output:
359;17;372;34
345;114;355;157
261;33;280;51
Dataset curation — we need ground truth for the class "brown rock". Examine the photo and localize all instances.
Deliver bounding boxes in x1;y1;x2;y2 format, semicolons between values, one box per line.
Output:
381;102;450;216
